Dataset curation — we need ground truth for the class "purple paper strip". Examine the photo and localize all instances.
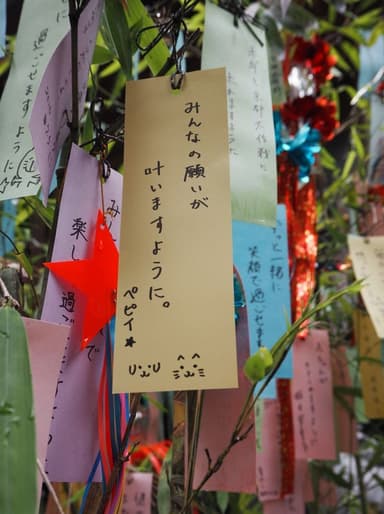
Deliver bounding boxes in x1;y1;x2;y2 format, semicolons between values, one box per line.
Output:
41;144;122;482
30;0;103;204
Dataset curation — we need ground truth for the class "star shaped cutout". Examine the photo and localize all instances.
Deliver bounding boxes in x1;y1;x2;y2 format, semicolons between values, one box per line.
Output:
44;210;118;349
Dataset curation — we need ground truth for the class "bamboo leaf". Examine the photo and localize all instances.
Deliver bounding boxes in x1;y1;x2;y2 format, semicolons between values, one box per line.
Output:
101;0;133;79
23;196;54;229
157;446;172;514
350;9;383;29
0;305;37;514
125;0;172;76
216;491;229;513
92;44;115;65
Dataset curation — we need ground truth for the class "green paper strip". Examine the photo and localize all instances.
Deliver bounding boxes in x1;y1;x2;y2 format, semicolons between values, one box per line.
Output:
202;2;277;226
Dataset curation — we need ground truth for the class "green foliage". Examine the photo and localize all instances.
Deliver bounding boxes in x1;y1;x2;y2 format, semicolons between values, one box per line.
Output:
0;305;37;514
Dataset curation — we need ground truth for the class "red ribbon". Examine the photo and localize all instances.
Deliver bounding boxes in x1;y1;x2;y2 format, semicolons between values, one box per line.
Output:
277;378;295;497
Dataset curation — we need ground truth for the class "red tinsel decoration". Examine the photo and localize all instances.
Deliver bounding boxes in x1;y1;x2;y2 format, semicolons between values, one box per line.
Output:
281;96;339;141
283;34;337;89
294;177;318;325
277;153;318;326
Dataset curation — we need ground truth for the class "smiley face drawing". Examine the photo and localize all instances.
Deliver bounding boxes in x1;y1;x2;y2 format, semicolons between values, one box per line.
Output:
128;362;161;378
172;353;206;380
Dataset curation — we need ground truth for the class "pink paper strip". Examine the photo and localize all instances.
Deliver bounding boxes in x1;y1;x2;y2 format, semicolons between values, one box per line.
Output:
263;460;307;514
291;329;337;461
121;472;153;514
24;318;69;506
193;303;257;492
256;399;281;501
331;346;357;454
30;0;103;204
41;144;122;482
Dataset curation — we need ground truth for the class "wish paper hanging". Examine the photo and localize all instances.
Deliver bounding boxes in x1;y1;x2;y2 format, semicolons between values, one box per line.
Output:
23;318;69;501
202;1;277;226
291;330;336;461
348;235;384;338
113;68;237;393
0;0;69;200
353;309;384;419
232;205;292;398
30;0;103;203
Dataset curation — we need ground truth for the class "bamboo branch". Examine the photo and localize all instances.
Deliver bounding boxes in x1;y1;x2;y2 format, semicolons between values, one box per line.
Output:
68;0;80;143
180;282;362;513
184;390;204;514
93;393;141;514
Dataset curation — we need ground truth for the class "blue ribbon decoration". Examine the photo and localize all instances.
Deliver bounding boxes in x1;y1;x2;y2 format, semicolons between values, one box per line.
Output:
273;111;321;183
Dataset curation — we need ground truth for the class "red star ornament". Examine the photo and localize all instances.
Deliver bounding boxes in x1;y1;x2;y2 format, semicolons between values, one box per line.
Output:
44;210;118;349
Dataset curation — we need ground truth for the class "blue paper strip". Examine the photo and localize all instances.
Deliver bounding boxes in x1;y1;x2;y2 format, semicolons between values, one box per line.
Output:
232;205;292;397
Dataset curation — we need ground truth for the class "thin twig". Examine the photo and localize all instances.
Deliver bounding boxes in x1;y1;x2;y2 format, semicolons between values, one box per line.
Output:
37;458;66;514
184;391;204;513
69;0;80;143
355;454;368;514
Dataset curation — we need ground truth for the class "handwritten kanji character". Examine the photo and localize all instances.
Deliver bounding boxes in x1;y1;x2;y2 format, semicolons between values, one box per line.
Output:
59;291;75;312
70;217;88;240
184;164;205;182
251;288;264;303
257;147;269;159
248;260;260;273
249;246;259;258
144;160;164;176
